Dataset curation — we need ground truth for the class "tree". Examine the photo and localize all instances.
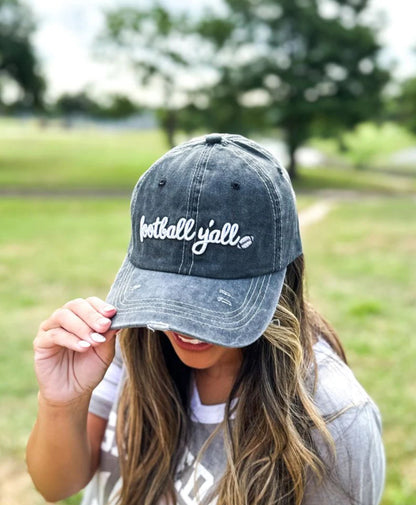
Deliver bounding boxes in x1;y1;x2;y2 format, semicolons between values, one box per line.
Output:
0;0;44;110
55;92;100;126
99;5;195;147
98;1;390;177
55;91;143;126
102;93;141;119
188;0;390;178
393;76;416;134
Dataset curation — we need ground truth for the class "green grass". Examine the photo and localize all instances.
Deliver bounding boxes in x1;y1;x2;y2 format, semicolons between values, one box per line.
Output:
0;198;131;404
0;198;131;504
294;165;416;194
0;118;168;190
302;197;416;505
1;118;415;195
1;119;415;503
310;122;416;174
1;196;415;504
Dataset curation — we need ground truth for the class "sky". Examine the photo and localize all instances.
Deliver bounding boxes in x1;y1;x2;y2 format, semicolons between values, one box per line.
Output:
29;0;416;103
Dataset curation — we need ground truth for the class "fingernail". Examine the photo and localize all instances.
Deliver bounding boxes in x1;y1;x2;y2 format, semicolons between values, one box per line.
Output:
104;304;116;312
78;340;91;348
91;333;106;343
98;317;110;327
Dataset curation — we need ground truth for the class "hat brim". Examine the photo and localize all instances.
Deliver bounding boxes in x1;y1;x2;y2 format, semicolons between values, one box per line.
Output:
106;255;286;348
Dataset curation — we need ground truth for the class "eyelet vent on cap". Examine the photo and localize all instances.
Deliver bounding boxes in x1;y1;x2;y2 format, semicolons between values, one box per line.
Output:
231;182;240;190
158;179;167;187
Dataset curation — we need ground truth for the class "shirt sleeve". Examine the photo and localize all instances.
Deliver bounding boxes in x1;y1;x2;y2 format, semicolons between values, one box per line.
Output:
303;401;386;505
88;340;124;420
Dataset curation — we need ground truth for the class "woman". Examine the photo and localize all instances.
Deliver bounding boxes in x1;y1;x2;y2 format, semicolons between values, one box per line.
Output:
27;134;385;505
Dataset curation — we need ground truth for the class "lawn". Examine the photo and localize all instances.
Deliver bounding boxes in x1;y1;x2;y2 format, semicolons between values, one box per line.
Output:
0;118;168;190
0;119;415;504
302;196;416;505
1;118;415;195
0;198;131;504
310;122;416;176
1;195;414;504
295;165;416;194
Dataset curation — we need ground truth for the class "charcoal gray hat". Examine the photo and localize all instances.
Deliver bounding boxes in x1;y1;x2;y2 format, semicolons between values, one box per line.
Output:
106;133;302;347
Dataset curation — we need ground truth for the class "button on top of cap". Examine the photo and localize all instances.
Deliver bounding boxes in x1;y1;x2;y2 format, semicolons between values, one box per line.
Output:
205;134;222;145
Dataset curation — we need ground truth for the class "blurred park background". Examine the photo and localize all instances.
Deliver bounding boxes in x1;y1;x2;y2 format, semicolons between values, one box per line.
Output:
0;0;415;503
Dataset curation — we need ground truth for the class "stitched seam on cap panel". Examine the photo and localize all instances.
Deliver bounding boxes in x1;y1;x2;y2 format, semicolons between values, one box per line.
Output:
129;164;166;261
238;147;282;270
115;260;259;317
189;144;214;275
116;282;260;322
112;262;264;319
132;143;194;204
117;276;271;331
129;146;185;229
113;260;264;320
227;135;285;175
118;262;271;316
183;136;206;147
115;276;271;329
227;145;279;271
114;266;271;320
184;145;211;275
161;142;198;158
178;145;206;274
228;144;280;270
129;167;155;257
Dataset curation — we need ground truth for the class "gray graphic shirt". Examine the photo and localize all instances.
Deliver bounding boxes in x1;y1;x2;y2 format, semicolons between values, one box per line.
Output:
81;339;385;505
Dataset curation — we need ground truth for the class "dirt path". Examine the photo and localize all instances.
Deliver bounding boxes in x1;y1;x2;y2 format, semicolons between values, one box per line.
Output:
299;200;333;227
0;459;46;505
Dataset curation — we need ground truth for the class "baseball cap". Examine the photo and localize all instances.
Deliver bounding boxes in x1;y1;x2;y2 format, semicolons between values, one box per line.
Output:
106;133;302;348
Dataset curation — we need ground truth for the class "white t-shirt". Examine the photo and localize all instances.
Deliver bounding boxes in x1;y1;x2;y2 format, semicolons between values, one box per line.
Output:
81;338;385;505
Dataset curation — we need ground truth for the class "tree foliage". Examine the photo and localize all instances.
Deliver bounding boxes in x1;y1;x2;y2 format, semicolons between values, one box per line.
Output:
187;0;390;177
100;0;390;177
393;76;416;134
0;0;44;110
55;91;142;122
99;5;193;146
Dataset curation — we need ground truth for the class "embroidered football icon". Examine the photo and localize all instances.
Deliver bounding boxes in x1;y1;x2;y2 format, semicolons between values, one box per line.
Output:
237;235;254;249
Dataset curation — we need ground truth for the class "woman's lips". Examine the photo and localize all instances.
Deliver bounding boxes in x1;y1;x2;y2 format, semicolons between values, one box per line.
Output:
171;332;213;351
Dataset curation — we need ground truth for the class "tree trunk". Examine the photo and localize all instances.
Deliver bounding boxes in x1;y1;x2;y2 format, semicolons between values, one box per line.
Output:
287;140;298;180
164;109;177;148
285;123;304;180
337;134;348;153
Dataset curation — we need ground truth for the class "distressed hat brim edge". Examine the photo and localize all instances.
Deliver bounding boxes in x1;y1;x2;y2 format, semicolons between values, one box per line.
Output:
106;255;287;348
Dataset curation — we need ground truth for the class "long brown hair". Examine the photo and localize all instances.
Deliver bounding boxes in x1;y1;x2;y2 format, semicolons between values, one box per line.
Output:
116;254;347;504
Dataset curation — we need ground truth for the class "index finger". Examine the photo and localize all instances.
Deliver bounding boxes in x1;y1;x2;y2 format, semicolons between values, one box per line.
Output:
86;296;117;318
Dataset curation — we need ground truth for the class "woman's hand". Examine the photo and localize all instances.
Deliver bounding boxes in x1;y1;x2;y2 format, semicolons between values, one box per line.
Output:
33;297;118;405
